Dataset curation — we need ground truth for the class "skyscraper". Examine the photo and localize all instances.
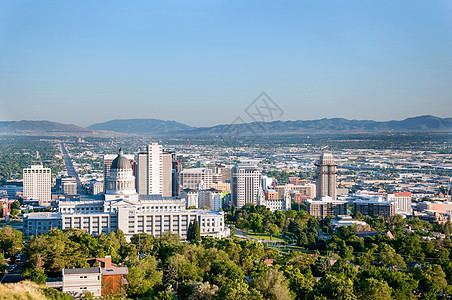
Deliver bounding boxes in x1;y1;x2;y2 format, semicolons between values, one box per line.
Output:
231;164;262;209
315;153;337;200
162;152;173;197
137;143;172;196
23;165;51;206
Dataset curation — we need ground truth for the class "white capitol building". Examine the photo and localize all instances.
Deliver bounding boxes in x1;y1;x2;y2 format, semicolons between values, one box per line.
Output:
24;149;229;241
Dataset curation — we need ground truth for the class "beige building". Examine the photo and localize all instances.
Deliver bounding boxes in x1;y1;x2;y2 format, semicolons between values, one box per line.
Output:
179;168;213;190
231;164;262;209
63;182;77;195
23;165;51;206
274;183;315;199
162;152;173;197
212;182;230;192
137;143;163;195
315;153;337;200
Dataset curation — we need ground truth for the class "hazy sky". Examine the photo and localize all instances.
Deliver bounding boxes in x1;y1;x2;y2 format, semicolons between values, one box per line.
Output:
1;1;451;127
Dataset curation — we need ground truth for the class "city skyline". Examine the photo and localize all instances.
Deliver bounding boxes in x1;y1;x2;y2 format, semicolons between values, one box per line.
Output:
1;1;451;127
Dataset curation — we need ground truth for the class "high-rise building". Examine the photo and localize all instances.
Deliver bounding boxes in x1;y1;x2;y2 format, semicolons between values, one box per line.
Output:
162;152;173;197
136;143;172;196
137;143;163;195
231;164;262;209
103;153;134;194
315;153;337;200
23;165;51;206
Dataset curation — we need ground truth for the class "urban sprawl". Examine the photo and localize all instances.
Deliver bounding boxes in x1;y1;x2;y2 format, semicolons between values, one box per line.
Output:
0;134;451;299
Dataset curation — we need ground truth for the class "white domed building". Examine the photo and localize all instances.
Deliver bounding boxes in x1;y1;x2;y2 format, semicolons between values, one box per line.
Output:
105;148;137;197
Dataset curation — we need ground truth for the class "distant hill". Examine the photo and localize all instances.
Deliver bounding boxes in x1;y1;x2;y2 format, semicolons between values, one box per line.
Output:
0;120;94;135
88;118;194;134
88;115;452;136
175;115;452;136
1;116;450;137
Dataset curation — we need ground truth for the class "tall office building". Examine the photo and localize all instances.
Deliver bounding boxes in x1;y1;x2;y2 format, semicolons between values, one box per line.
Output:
103;153;134;194
136;143;172;196
162;152;173;197
231;164;262;209
315;153;337;200
137;143;162;195
23;165;51;206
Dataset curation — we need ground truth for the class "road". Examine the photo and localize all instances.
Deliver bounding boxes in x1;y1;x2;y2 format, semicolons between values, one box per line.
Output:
60;142;85;195
1;254;25;283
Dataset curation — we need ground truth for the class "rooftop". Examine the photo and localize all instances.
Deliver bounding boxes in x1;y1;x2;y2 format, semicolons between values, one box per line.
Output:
24;212;61;219
102;267;128;276
63;267;101;275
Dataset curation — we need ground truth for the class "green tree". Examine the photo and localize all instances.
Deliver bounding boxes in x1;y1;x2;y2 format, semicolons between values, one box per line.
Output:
167;253;202;283
356;278;392;300
311;274;356;300
11;200;20;209
281;265;313;299
207;259;244;287
312;257;330;277
131;233;156;255
0;225;23;260
376;243;406;269
22;268;47;284
263;223;280;240
188;220;201;243
253;268;294;300
248;213;263;233
188;281;219;300
214;280;263;300
361;267;418;300
126;255;162;297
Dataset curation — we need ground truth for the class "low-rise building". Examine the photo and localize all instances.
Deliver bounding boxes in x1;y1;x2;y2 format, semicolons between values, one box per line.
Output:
23;212;63;237
306;197;347;219
331;215;367;228
62;267;102;298
353;199;396;219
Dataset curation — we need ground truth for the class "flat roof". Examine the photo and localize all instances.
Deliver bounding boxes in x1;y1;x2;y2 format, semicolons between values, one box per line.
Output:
24;212;61;219
102;267;128;275
63;267;101;275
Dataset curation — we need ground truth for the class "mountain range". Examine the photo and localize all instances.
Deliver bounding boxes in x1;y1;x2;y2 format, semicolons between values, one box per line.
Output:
0;116;451;136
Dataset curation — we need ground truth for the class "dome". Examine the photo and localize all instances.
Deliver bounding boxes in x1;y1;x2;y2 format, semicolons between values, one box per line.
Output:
110;148;132;170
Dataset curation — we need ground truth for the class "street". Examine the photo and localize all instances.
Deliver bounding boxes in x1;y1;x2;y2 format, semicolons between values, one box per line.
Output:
1;254;25;283
60;142;85;195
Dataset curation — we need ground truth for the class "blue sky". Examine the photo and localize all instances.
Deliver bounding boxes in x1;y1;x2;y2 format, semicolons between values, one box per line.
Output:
0;0;451;127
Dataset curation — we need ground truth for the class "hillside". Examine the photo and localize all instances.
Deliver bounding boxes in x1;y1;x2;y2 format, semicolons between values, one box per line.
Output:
178;115;452;136
0;120;92;135
0;281;70;300
88;118;194;134
1;116;450;137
